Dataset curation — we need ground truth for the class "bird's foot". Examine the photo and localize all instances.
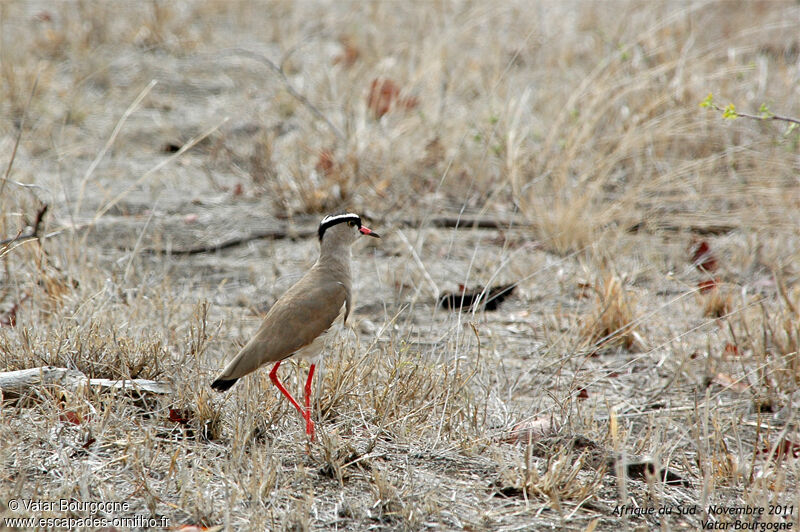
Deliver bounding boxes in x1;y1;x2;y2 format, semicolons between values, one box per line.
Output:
305;413;315;441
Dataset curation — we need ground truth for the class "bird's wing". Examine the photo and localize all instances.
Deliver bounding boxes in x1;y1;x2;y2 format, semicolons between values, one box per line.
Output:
214;270;346;381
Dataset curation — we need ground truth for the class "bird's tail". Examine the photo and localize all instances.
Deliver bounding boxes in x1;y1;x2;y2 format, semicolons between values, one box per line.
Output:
210;377;238;392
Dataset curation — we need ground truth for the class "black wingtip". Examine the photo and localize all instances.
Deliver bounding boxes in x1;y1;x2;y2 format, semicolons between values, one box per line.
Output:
211;378;238;392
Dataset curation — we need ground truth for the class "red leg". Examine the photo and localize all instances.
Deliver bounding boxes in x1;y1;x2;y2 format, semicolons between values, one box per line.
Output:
304;364;316;439
269;361;315;440
269;361;304;416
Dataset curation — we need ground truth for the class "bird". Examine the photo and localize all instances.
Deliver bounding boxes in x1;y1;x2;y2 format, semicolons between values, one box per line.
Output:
210;213;379;440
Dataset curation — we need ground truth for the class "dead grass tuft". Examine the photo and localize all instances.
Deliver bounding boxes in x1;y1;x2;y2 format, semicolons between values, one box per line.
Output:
581;273;641;351
698;281;734;319
725;296;800;400
494;441;603;510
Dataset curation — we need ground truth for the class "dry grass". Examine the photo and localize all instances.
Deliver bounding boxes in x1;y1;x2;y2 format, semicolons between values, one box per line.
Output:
2;1;800;530
580;273;641;351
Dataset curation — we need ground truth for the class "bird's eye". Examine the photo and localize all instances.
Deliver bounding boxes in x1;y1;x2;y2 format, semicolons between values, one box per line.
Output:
348;221;355;227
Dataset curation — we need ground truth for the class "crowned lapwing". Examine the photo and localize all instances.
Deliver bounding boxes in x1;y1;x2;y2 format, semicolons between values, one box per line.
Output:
211;213;380;440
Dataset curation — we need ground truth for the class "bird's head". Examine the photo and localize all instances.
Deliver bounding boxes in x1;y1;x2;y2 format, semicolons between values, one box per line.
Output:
318;213;380;249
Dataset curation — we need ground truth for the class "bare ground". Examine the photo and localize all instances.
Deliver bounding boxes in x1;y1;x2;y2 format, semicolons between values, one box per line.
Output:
2;1;800;531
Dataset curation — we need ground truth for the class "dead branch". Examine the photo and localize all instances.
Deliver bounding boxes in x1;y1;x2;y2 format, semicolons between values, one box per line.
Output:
417;217;524;230
0;209;736;259
144;227;318;256
106;213;734;257
626;220;735;235
0;366;172;402
143;216;526;256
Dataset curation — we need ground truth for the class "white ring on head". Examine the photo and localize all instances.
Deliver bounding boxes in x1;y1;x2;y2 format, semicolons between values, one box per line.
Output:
320;213;360;226
318;213;362;240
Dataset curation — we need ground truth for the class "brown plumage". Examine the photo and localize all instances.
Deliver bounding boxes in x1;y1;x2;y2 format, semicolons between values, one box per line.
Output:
210;266;349;390
211;213;379;440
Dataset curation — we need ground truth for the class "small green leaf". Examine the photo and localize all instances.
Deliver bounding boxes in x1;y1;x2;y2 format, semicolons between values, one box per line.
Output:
722;103;738;120
489;115;499;125
759;103;773;118
700;93;714;108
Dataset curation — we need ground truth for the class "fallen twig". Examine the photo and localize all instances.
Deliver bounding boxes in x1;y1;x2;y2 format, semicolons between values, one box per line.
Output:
411;216;523;230
627;220;735;235
0;366;172;402
144;227;318;256
82;213;735;256
142;216;527;256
